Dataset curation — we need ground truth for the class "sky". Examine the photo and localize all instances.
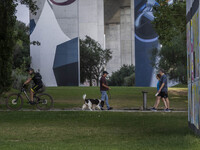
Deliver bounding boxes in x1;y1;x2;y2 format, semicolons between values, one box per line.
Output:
16;3;29;25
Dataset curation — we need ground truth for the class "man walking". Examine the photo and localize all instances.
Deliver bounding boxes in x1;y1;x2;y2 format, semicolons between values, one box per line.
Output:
100;71;112;110
158;69;170;112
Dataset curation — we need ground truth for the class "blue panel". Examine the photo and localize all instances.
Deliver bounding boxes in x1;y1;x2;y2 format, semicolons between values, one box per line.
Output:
54;62;78;86
53;37;79;86
135;39;158;86
53;37;78;68
30;19;36;35
134;0;159;87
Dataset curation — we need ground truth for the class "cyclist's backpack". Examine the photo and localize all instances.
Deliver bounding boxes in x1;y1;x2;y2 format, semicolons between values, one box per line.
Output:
35;72;42;80
32;72;43;85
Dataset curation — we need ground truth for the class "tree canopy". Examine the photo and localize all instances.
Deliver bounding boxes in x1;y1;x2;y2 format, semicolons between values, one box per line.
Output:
152;0;186;84
0;0;37;95
80;36;112;86
13;20;30;69
108;65;135;86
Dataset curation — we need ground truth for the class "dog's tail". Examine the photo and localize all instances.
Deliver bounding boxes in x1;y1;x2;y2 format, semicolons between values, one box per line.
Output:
83;94;86;100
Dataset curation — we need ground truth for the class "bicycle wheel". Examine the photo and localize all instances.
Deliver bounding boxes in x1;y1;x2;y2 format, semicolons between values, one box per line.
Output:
36;93;53;110
6;93;23;111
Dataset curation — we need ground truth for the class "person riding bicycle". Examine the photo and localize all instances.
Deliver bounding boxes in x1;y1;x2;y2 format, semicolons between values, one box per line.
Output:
23;68;43;105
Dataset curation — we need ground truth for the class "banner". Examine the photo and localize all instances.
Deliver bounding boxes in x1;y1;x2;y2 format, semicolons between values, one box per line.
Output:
134;0;159;86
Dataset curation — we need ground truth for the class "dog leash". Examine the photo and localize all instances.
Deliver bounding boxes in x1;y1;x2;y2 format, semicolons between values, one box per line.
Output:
107;90;111;99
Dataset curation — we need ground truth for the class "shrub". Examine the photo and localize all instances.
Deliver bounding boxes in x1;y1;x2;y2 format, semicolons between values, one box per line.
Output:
12;68;27;90
124;73;135;86
108;65;135;86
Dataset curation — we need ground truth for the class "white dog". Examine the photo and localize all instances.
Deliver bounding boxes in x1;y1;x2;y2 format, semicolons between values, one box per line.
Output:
82;94;101;111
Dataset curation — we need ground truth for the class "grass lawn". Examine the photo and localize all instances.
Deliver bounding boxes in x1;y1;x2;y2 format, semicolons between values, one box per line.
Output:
0;111;199;150
0;86;187;110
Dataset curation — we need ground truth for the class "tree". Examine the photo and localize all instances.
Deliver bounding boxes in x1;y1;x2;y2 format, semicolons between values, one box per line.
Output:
152;0;186;84
0;0;16;95
13;20;30;69
80;36;112;86
108;65;135;86
0;0;37;96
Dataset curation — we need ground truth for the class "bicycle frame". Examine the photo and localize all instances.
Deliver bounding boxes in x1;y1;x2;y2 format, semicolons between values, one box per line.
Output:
16;88;32;103
23;90;31;102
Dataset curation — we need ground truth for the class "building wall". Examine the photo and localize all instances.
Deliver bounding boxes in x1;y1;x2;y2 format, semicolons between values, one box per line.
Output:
79;0;104;47
52;0;79;39
30;0;79;86
120;6;133;65
105;24;121;73
187;0;200;135
131;0;135;66
134;0;159;87
105;0;135;75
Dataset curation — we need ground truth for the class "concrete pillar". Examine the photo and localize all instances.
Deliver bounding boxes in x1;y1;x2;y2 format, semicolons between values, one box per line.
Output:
79;0;104;47
120;6;132;65
131;0;135;66
105;23;121;73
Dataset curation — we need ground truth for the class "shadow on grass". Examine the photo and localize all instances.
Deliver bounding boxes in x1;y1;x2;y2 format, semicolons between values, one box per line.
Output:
0;111;198;150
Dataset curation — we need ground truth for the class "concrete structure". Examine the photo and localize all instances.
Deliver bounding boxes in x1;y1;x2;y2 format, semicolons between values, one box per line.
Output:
187;0;200;135
79;0;104;47
30;0;162;87
105;0;161;87
104;0;135;74
30;0;104;86
30;0;73;86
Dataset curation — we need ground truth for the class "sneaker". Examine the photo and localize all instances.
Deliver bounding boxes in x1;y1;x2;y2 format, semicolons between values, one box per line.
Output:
150;107;157;112
107;107;113;110
101;108;104;110
29;101;36;105
164;108;171;112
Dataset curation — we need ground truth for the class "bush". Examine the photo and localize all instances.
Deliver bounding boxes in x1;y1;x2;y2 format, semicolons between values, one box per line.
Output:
12;68;27;90
108;65;135;86
124;73;135;86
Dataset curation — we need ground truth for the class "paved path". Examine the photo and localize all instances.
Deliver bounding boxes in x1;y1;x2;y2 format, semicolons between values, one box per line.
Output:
0;108;187;113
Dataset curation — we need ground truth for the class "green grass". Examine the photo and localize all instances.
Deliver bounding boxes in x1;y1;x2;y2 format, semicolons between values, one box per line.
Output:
47;86;188;110
172;84;188;88
0;86;188;110
0;111;199;150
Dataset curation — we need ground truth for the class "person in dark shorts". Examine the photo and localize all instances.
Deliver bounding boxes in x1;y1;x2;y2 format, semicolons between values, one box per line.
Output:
100;71;112;110
151;74;167;111
23;68;43;104
157;69;170;112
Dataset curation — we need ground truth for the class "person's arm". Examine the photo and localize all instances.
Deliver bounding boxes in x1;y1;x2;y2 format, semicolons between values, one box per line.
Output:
24;78;32;85
102;83;111;90
158;83;165;93
158;76;167;93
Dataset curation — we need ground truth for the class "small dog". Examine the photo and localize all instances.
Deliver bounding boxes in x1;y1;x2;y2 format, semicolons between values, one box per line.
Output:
82;94;102;111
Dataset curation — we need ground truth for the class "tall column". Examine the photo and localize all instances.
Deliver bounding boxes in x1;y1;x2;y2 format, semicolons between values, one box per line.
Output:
131;0;135;65
79;0;104;47
120;6;132;65
105;23;121;74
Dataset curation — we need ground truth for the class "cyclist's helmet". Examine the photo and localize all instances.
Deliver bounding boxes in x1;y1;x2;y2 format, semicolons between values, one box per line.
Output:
26;67;34;72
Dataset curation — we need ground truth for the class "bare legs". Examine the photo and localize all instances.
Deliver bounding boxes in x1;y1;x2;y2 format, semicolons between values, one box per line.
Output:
30;89;34;102
162;98;170;109
153;96;161;109
153;96;168;109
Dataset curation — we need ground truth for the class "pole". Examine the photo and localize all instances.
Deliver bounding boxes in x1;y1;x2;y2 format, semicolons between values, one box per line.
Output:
142;91;148;110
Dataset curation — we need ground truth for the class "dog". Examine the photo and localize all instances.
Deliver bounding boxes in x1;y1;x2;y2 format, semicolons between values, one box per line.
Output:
82;94;102;111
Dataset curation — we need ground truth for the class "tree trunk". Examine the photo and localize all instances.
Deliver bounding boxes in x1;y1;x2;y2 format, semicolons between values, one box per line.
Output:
90;77;92;86
96;75;99;87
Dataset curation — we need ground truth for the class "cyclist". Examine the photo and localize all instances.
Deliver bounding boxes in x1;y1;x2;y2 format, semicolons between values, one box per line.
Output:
23;68;43;105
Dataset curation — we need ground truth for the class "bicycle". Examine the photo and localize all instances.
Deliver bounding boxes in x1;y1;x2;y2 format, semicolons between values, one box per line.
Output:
6;87;54;111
